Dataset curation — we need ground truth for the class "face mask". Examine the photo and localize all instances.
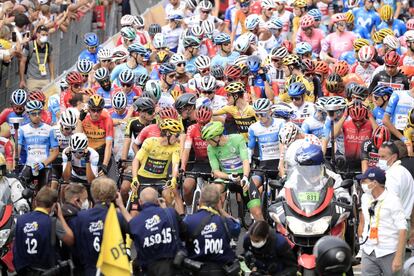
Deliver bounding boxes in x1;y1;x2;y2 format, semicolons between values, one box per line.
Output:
361;183;373;196
81;199;89;210
39;35;48;43
377;159;389;171
251;239;266;248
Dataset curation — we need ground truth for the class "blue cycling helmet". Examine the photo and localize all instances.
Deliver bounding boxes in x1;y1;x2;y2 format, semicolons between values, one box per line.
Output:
247;55;261;73
295;143;324;166
296;42;312;55
214;33;231;45
288;82;307;97
267;17;283;30
271;103;294;120
308;9;322;21
372;85;393;97
127;43;148;55
84;33;99;47
159;62;176;75
339;51;356;65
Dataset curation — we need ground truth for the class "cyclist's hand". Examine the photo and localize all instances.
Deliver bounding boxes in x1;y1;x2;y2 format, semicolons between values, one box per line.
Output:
79;109;88;121
65;150;72;162
131;177;140;191
120;159;128;169
115;192;124;208
241;176;250;193
84;149;90;162
100;164;108;175
228;174;240;183
35;162;45;171
166;177;177;190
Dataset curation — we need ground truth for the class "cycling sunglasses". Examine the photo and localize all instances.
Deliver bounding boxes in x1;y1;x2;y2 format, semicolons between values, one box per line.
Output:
72;149;85;155
200;68;210;74
291;96;302;101
121;82;133;87
90;108;103;113
176;62;186;67
13;106;25;112
101;59;111;63
167;73;177;79
256;112;269;117
72;84;81;89
29;111;42;117
63;126;76;131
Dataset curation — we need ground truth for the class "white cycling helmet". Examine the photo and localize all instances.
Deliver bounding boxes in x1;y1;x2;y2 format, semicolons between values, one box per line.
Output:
170;53;186;65
119;69;135;84
120;14;134;27
97;48;112;60
112;91;128;109
133;15;145;28
185;0;199;9
245;14;260;31
383;35;400;50
152;33;167;49
60;109;78;128
405;30;414;42
234;34;250;53
358;45;375;62
11;89;28;106
270;46;289;59
202;20;215;36
70;133;88;151
325;96;347;112
195;55;211;70
245;32;258;44
25;100;43;112
261;0;276;9
76;59;93;74
279;122;300;146
198;0;213;10
198;75;217;92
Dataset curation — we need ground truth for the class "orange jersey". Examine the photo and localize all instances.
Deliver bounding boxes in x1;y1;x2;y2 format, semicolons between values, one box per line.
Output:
82;112;114;150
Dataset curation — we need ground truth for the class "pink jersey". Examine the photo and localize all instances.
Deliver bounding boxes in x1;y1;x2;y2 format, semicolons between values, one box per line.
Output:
322;31;356;59
296;28;325;55
350;63;377;85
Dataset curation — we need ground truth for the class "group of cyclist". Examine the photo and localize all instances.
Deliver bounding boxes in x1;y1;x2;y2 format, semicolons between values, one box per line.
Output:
2;0;414;274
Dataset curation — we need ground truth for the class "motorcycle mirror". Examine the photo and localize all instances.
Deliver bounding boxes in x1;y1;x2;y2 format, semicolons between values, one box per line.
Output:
22;188;34;200
340;179;353;189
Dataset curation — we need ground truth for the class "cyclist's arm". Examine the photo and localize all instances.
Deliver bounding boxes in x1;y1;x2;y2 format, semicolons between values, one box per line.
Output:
121;138;131;161
247;127;256;162
360;140;370;173
103;119;114;167
43;129;59;166
208;146;230;179
264;79;274;101
62;148;71;182
383;112;404;140
0;109;11;125
394;2;401;20
333;115;346;138
213;105;229;116
181;137;192;171
85;161;95;184
230;15;239;42
4;140;13;171
238;137;250;177
171;148;180;179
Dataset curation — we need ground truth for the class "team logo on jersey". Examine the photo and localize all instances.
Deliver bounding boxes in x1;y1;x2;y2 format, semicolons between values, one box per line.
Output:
89;220;103;233
145;215;161;230
201;222;217;235
23;222;39;233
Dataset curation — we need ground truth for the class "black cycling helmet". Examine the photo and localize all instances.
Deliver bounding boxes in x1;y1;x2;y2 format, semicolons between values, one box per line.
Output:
133;96;156;113
351;84;369;100
314;236;352;275
148;23;162;37
211;64;224;79
175;93;197;111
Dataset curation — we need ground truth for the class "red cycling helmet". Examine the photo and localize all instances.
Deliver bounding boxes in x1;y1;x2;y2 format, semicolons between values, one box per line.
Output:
158;106;179;120
66;71;84;85
372;125;390;149
348;100;368;121
302;59;315;73
196;105;213;124
29;90;46;103
315;60;329;75
407;19;414;30
333;61;349;77
282;40;294;54
300;14;315;28
384;50;400;66
224;64;242;80
331;13;346;23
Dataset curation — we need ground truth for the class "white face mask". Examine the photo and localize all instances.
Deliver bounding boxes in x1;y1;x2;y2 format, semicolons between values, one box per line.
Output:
361;183;373;196
39;35;48;43
251;239;267;248
81;199;89;210
377;159;389;171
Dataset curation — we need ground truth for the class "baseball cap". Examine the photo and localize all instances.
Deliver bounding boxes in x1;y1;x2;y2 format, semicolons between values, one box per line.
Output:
356;167;386;184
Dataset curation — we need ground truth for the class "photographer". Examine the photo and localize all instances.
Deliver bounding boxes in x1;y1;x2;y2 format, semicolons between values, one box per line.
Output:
13;186;74;275
183;184;241;276
243;221;297;276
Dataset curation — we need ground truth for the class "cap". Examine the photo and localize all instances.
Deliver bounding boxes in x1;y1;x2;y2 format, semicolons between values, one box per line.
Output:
356;167;386;184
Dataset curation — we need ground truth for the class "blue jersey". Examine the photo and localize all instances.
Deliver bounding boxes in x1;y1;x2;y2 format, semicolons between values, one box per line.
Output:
185;57;197;75
372;106;385;126
149;66;160;81
353;25;371;40
96;87;114;109
378;19;407;38
47;94;60;124
110;63;147;86
385;89;414;131
78;47;101;64
211;52;240;68
302;115;325;139
110;110;128;120
353;7;381;34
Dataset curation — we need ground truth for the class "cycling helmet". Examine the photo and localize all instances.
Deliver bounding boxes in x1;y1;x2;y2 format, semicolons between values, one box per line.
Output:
120;26;136;40
245;14;260;31
159;62;176;75
234;55;250;76
300;14;315;29
372;28;394;44
324;96;347;111
60;109;78;128
112;91;127;109
127;43;148;55
372;125;391;149
270;46;288;59
283;54;301;66
384;50;400;66
383;35;400;50
409;108;414;126
195;55;211;70
380;4;393;21
308;9;322;21
288;82;307;97
120;14;134;27
198;0;213;10
315;97;328;111
296;42;312;55
175;93;197;111
196;105;213;124
84;32;99;47
279;122;299;146
97;48;112;60
183;35;201;48
351;84;369;100
285;74;305;87
326;73;343;92
158;106;179;120
333;61;349;77
168;12;184;21
112;50;128;61
201;121;224;140
247;55;261;73
282;40;294;53
407;19;414;31
353;38;370;52
156;50;170;64
145;80;162;101
347;0;359;8
169;83;186;100
11;89;28;106
345;83;357;99
224;64;242;79
152;33;167;49
160;119;183;134
315;60;329;75
136;72;149;87
28;90;46;103
293;0;306;8
94;67;109;81
170;53;186;65
271;102;294;119
348;100;368;121
214;33;231;45
405;30;414;42
211;64;224;79
358;45;375;62
372;85;393;97
225;81;246;94
82;88;96;96
148;23;162;36
331;13;346;24
185;0;199;9
88;95;105;109
70;133;88;151
314;236;352;275
133;15;145;28
190;25;204;39
66;71;84;85
133;96;156;113
261;0;275;9
245;32;258;44
302;58;315;73
233;34;250;53
252;98;272;112
25;100;43;112
345;10;354;24
199;75;216;92
119;69;135;84
201;20;215;37
266;18;282;31
295;143;324;165
59;79;69;91
76;59;93;74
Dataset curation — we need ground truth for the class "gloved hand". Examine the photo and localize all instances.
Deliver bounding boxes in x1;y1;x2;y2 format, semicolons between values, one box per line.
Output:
65;150;72;162
35;162;45;171
84;149;90;162
100;164;108;175
259;72;267;82
166;177;177;190
79;109;87;121
337;197;350;205
241;176;250;194
228;174;240;183
131;177;140;191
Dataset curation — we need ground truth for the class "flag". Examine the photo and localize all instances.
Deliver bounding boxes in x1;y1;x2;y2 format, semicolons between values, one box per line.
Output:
96;203;130;276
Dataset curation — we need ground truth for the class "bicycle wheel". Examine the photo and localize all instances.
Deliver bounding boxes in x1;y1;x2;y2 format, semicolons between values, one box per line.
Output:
239;200;254;230
191;190;201;214
224;191;238;218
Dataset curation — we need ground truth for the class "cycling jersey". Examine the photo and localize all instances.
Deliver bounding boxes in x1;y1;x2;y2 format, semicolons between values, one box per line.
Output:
96;87;114;109
62;146;99;181
0;137;13;164
373;106;386;126
369;70;410;92
350;63;377;85
232;10;248;35
378;19;407;38
259;35;282;53
214;105;257;140
247;118;285;161
196;95;227;111
110;63;147;86
361;139;380;168
110;110;128;161
162;25;183;52
47;94;60;124
342;118;373;162
185;123;209;161
125;117;152;140
78;48;101;64
321;31;356;59
134;124;161;146
267;65;285;95
112;88;140;106
400;53;414;66
275;10;292;39
0;108;28;135
289;102;315;127
81;112;114;150
302;115;325;139
278;77;315;103
352;7;381;34
352;25;371;40
51;125;70;164
211;52;240;68
136;137;180;179
404;126;414;142
158;92;175;108
18;123;58;167
207;134;248;174
385;89;414;130
296;28;325;55
323;117;344;153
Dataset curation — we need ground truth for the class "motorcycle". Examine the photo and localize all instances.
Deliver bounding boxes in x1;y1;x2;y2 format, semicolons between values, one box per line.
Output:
268;166;353;276
0;180;16;274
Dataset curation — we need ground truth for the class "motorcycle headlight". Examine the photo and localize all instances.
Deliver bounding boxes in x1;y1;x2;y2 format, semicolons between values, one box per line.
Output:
286;216;331;236
0;229;10;248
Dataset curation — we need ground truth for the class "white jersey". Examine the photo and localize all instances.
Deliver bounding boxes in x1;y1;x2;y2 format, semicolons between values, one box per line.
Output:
51;125;70;153
353;63;376;86
275;10;292;39
62;146;99;181
113;121;127;162
196;95;228;111
162;25;183;50
289;102;315;127
158;92;175;108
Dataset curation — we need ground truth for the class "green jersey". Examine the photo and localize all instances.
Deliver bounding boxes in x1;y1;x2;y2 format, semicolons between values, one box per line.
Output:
207;134;249;174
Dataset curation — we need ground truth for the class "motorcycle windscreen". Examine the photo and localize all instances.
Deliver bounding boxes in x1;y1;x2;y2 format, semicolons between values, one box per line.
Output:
284;165;326;214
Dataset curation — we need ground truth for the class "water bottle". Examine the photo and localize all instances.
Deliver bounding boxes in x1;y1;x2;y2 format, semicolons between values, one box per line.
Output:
32;165;39;177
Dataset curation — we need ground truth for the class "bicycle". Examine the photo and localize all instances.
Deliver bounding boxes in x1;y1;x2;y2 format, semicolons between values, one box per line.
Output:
182;171;214;214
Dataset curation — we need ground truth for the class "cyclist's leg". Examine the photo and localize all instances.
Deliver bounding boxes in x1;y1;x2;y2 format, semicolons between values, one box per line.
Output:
50;164;62;190
245;180;263;221
183;176;196;207
120;174;132;203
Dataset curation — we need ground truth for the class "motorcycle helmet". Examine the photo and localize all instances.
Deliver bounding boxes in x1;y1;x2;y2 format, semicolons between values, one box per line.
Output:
314;236;352;275
295;143;324;165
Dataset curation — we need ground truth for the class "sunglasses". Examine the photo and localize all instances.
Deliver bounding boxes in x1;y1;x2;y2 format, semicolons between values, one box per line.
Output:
201;9;210;14
336;22;346;26
63;126;75;131
167;73;177;79
302;27;312;31
101;59;111;63
359;61;370;64
176;62;186;67
272;58;281;62
373;95;382;100
88;46;97;50
240;3;250;7
222;42;231;46
121;82;133;87
146;110;155;115
73;84;81;89
385;65;396;68
72;150;85;155
266;8;274;11
200;68;210;74
90;108;103;113
291;96;302;101
256;112;268;117
29;111;42;116
166;132;180;138
13;106;25;112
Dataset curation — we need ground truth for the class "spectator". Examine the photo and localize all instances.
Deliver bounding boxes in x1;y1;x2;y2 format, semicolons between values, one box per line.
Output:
19;25;55;91
0;25;20;63
12;13;31;44
394;140;414;180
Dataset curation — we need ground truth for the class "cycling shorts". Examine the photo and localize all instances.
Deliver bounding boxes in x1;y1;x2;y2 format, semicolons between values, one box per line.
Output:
186;162;212;179
51;164;62;182
227;173;261;209
130;176;167;211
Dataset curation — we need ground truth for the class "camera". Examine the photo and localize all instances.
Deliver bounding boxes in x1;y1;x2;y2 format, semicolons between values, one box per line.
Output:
223;260;240;275
173;250;187;267
183;258;203;271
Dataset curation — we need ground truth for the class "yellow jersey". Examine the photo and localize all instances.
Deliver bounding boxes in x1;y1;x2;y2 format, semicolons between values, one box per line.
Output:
403;126;414;142
278;78;315;103
214;105;257;140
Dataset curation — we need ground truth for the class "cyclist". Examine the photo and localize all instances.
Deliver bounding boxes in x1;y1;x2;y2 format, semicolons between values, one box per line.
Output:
291;0;307;40
0;89;28;136
211;33;239;68
60;71;85;111
350;45;377;86
287;82;315;127
18;100;58;188
78;33;101;64
76;59;94;88
403;108;414;156
109;91;131;162
352;0;381;36
196;75;227;112
262;17;283;52
274;0;291;40
182;35;201;76
115;26;137;53
230;0;251;42
377;5;406;38
345;10;370;40
302;97;328;140
158;63;178;101
296;14;325;56
94;67;114;109
361;125;391;172
181;105;213;213
267;46;288;97
81;95;114;176
62;133;99;185
202;121;263;221
372;85;393;125
96;48;113;71
28;90;52;125
175;93;197;131
114;69;140;106
401;30;414;66
325;73;346;98
170;53;190;84
162;12;184;53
